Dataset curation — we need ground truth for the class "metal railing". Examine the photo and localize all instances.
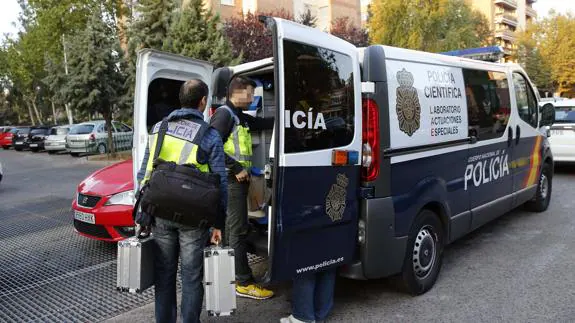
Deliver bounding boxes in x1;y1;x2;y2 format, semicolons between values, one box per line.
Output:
495;0;518;9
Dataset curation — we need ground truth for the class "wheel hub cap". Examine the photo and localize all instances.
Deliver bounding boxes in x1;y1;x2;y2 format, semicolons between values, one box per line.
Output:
540;174;548;199
412;228;436;279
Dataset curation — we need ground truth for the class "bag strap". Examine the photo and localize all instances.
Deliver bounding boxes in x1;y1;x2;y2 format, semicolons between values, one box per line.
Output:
152;118;169;163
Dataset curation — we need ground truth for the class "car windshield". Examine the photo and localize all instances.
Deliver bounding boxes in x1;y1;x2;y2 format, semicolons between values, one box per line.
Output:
10;128;19;133
69;125;94;134
50;127;69;135
18;127;31;134
31;129;48;135
554;107;575;123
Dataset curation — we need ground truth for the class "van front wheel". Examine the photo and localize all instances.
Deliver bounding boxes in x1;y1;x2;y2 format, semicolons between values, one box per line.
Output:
525;162;552;212
401;209;444;296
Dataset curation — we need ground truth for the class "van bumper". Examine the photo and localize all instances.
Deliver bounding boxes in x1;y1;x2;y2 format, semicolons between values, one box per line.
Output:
339;196;408;280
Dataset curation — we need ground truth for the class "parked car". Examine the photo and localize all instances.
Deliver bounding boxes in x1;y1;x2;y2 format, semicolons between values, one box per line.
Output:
66;120;133;157
28;126;52;152
0;127;13;149
45;125;73;154
548;99;575;163
72;159;135;241
12;126;32;151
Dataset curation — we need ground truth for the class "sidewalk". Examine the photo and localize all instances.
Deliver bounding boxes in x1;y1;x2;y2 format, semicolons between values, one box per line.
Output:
104;262;292;323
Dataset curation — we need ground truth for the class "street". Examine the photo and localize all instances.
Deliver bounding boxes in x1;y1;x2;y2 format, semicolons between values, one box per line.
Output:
1;149;575;322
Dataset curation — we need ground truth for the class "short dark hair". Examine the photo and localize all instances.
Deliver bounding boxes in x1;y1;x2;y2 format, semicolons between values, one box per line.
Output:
179;79;209;108
228;76;256;97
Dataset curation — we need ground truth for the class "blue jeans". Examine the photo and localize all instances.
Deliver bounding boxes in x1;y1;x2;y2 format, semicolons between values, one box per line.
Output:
152;217;208;323
291;269;337;322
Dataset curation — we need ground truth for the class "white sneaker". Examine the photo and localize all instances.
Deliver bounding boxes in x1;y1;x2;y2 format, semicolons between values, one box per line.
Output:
279;315;314;323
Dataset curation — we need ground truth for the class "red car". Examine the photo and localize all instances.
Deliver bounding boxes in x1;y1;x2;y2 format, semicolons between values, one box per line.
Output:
72;159;136;242
0;127;15;149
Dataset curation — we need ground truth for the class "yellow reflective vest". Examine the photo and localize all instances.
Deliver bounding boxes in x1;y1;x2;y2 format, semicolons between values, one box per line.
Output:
141;119;209;185
219;105;253;169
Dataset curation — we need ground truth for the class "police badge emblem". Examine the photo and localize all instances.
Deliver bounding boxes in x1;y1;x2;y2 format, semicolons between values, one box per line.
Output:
396;68;421;137
325;174;349;222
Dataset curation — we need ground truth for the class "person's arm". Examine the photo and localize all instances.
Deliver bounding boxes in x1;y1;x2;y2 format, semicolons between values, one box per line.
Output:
209;108;244;175
204;128;228;230
245;114;274;131
137;136;152;188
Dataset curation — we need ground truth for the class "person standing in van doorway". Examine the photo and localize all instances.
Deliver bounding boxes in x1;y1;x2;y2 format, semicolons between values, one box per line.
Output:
209;76;275;300
136;79;228;323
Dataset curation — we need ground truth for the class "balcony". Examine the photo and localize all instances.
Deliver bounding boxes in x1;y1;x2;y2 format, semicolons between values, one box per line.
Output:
495;29;516;41
495;0;518;10
495;13;518;27
526;6;537;18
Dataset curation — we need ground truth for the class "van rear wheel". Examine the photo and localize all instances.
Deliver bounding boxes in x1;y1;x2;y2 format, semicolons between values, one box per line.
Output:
400;209;444;295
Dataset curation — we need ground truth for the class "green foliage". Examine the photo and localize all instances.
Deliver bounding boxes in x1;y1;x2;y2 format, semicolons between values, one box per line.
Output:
516;11;575;96
63;12;125;151
163;0;240;67
369;0;492;52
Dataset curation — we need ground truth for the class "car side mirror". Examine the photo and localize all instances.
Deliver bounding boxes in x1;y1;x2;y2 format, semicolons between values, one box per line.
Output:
539;103;555;128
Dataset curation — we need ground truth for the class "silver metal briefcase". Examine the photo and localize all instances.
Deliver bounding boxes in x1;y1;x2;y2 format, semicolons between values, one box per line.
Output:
116;235;155;294
204;245;236;316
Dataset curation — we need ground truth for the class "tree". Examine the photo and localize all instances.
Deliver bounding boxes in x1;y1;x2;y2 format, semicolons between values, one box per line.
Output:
224;9;293;63
63;12;125;155
163;0;240;67
330;17;369;47
297;8;317;27
128;0;174;52
369;0;491;53
515;11;575;96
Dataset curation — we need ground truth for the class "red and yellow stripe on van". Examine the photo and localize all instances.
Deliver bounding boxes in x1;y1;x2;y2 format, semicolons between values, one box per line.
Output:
523;135;543;188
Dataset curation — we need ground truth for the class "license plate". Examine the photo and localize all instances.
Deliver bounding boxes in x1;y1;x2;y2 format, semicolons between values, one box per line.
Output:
16;141;23;145
74;210;95;224
551;130;564;136
29;144;38;147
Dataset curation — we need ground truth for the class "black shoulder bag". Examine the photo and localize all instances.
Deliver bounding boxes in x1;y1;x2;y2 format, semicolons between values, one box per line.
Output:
138;117;222;227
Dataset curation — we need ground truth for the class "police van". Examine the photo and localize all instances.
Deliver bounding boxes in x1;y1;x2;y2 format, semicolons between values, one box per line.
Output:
132;17;556;295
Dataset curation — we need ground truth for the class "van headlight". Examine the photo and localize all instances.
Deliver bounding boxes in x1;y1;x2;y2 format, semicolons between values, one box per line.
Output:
105;190;135;206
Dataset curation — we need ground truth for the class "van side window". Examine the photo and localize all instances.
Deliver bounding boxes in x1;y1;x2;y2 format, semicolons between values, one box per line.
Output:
463;69;511;141
512;73;538;128
283;39;355;153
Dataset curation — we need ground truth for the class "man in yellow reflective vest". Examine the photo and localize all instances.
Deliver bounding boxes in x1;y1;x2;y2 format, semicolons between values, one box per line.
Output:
210;76;274;300
136;79;228;322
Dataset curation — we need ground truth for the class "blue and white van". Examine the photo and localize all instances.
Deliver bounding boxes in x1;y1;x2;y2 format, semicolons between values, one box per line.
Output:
133;17;556;295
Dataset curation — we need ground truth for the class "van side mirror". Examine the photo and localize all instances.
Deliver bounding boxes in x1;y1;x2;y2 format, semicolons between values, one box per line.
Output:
539;103;555;128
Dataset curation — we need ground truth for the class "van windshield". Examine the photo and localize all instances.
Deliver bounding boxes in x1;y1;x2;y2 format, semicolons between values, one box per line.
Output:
69;125;94;134
555;107;575;123
50;127;69;135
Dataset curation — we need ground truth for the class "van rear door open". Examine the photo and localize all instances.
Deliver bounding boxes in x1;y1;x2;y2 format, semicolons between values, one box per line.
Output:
266;18;362;281
132;49;213;191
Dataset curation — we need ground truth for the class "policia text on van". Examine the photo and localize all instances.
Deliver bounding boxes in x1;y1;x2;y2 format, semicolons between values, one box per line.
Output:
132;17;556;295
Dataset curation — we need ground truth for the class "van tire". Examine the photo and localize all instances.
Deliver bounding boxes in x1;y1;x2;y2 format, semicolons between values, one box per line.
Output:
400;209;444;296
525;162;552;212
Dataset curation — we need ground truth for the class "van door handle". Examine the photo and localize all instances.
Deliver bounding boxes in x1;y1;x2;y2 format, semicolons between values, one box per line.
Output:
508;127;513;147
515;125;521;145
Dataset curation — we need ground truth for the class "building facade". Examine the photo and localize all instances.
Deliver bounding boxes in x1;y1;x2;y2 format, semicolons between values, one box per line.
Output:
466;0;537;61
192;0;361;31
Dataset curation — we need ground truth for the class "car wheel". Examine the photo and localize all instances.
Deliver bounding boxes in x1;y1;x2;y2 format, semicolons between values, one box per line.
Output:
97;143;107;154
525;162;552;212
48;150;56;155
400;209;444;296
70;153;80;157
31;148;38;153
15;147;22;151
2;146;9;150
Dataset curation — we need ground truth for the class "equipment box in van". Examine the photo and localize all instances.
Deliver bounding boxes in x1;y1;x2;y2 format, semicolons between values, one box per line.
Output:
132;17;556;295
